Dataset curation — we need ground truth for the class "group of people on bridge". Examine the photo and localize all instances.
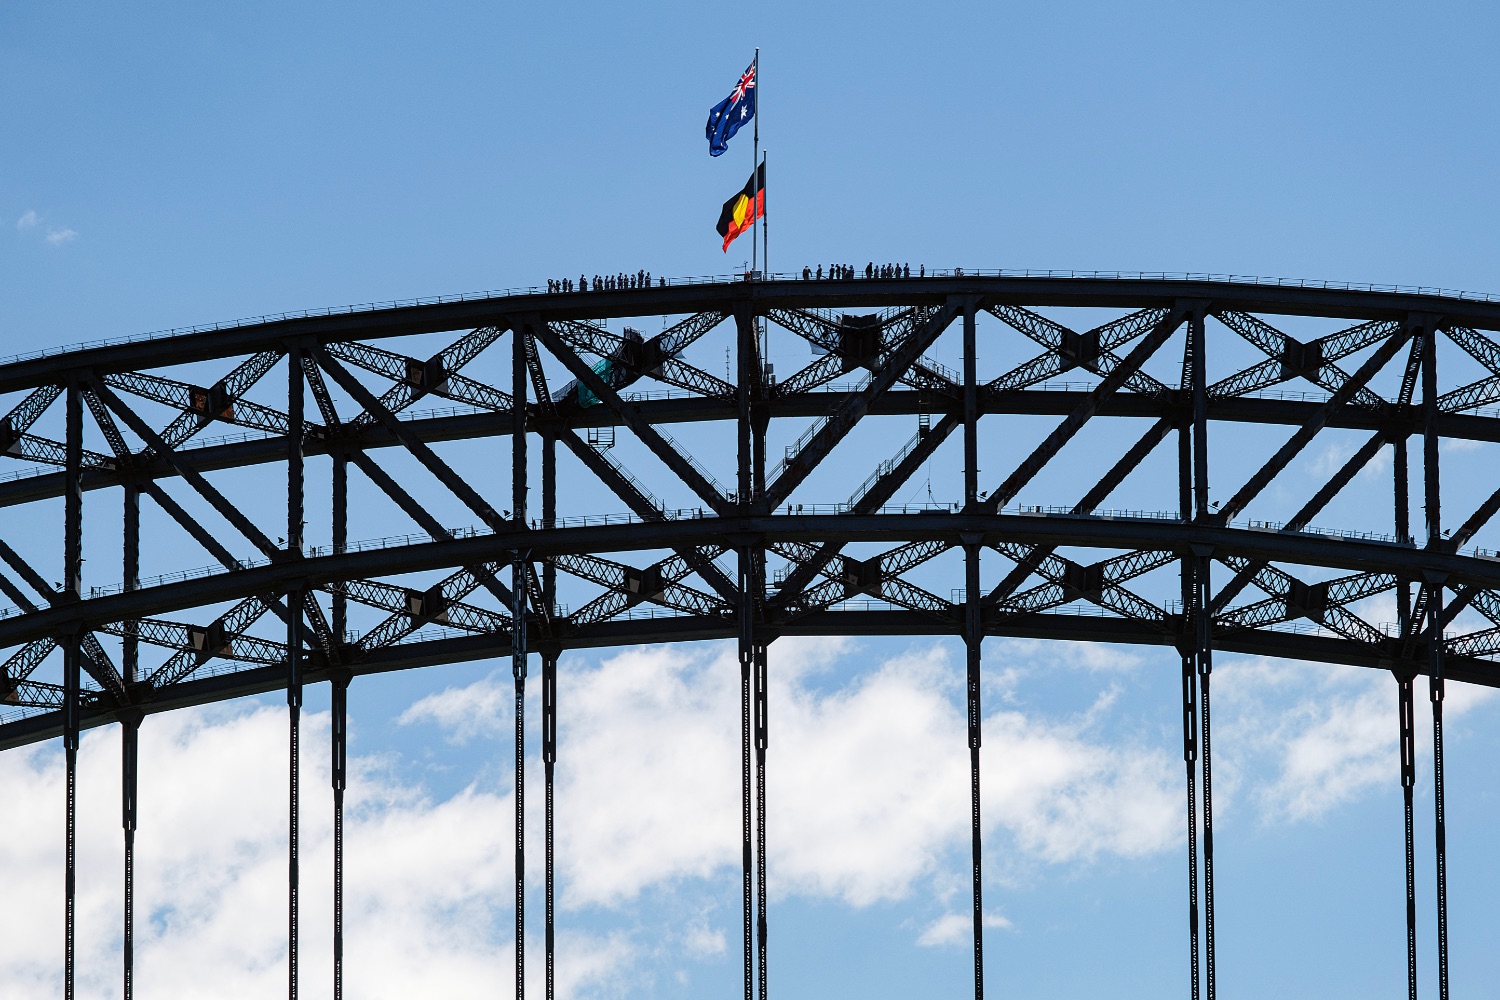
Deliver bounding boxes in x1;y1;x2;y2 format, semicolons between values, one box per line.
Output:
547;270;664;293
803;262;922;280
546;262;940;292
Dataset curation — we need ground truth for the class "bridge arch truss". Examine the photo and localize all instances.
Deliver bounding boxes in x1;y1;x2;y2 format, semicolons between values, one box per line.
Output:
2;275;1498;999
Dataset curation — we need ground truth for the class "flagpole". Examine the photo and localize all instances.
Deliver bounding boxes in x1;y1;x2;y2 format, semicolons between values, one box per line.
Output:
751;48;759;279
762;148;770;381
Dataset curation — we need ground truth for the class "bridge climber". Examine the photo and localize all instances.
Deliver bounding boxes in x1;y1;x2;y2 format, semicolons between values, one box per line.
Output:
1;273;1497;1000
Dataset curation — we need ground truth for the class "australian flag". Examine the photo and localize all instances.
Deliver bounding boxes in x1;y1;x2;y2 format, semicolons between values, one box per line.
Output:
706;59;756;156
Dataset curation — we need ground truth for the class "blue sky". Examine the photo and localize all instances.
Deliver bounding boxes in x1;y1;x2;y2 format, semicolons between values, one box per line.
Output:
3;2;1500;998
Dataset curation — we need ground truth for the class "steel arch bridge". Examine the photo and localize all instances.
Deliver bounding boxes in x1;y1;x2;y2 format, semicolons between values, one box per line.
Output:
3;273;1498;1000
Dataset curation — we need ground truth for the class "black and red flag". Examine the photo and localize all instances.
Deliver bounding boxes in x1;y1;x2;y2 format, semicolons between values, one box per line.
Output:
716;162;765;252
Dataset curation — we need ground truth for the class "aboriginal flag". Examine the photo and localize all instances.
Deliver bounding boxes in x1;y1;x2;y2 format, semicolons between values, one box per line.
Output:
716;163;765;253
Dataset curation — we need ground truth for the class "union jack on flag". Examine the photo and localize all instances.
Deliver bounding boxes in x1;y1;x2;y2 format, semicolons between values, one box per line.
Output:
706;59;757;157
731;64;755;103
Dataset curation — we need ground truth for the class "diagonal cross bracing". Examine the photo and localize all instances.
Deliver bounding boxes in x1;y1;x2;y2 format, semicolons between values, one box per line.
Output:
985;305;1172;397
991;543;1172;626
353;569;512;653
550;312;731;408
330;326;509;430
531;320;730;512
1208;314;1398;402
771;413;963;610
0;386;115;471
92;380;283;560
554;552;728;618
342;448;516;611
1440;326;1500;413
1216;557;1391;647
122;350;288;456
978;307;1185;514
766;307;960;398
0;539;126;701
315;347;512;532
325;338;513;416
773;539;953;619
329;565;513;651
1209;431;1392;616
1214;323;1411;523
554;428;737;603
983;416;1176;607
146;595;286;689
767;303;960;507
567;547;730;628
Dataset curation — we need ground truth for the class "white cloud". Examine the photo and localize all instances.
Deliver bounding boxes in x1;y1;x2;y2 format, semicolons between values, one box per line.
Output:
1363;440;1394;479
13;211;77;245
1442;437;1484;455
917;911;1011;947
0;704;631;1000
1214;656;1496;823
986;636;1143;676
16;637;1479;993
983;701;1179;862
1309;439;1356;480
417;638;1180;918
681;919;726;957
400;671;513;743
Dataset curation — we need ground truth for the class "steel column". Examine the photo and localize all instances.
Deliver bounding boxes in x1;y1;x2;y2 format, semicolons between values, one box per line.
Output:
753;639;768;1000
331;442;349;1000
123;483;140;598
331;673;348;1000
543;432;556;557
1398;671;1418;1000
287;352;304;1000
122;481;140;1000
1421;325;1449;1000
1193;547;1216;1000
542;431;557;1000
1179;628;1201;1000
513;324;529;1000
735;556;760;1000
333;451;347;637
63;637;78;1000
1394;420;1418;1000
1189;308;1218;1000
1396;430;1412;628
63;379;82;1000
750;312;771;1000
961;298;985;1000
1177;318;1202;1000
735;305;757;1000
120;714;139;996
541;647;557;1000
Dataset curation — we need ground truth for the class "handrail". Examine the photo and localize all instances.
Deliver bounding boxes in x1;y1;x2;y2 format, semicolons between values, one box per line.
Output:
846;430;925;506
9;269;1500;369
2;504;1491;623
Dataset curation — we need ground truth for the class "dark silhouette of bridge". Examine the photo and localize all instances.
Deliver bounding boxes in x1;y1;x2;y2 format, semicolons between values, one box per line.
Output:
2;272;1494;1000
